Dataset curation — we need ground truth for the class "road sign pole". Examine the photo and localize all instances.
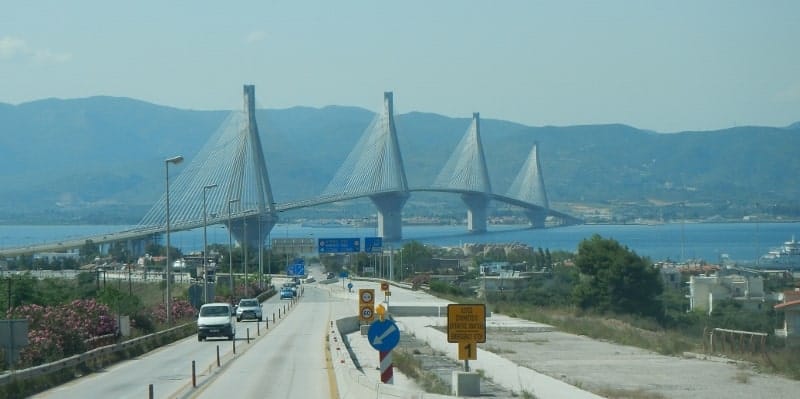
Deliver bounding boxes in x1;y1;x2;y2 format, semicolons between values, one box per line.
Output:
379;350;393;384
464;359;469;372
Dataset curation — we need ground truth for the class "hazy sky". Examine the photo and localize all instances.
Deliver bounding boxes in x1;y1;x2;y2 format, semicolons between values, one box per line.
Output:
2;1;798;132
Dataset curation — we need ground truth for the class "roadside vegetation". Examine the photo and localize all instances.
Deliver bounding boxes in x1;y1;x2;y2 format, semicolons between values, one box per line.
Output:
0;241;275;375
385;235;800;381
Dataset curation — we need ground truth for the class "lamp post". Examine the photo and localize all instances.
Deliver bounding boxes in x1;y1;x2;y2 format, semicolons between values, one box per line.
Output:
267;231;272;280
228;199;240;299
202;184;218;304
243;217;248;297
164;155;184;325
258;215;263;290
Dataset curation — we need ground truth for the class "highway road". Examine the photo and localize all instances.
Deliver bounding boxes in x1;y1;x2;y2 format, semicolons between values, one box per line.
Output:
192;284;343;398
30;280;316;399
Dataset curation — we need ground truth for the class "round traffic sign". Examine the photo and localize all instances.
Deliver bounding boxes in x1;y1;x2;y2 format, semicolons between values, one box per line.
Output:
361;291;373;303
367;319;400;352
361;306;374;320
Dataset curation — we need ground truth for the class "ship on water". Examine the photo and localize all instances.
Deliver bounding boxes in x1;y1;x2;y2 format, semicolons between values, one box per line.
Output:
758;235;800;269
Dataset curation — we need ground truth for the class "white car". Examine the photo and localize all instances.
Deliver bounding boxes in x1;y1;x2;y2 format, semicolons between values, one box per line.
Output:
197;303;236;341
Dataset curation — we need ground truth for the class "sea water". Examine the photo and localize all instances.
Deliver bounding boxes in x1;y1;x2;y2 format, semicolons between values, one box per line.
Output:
1;222;797;263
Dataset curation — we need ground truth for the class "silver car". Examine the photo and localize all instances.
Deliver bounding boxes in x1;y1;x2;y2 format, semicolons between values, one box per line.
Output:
235;298;263;322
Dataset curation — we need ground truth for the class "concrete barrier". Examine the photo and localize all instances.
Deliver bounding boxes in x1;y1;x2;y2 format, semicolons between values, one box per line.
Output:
386;305;447;317
330;316;452;399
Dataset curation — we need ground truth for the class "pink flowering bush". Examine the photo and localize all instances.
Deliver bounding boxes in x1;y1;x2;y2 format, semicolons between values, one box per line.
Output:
6;299;116;367
150;299;197;324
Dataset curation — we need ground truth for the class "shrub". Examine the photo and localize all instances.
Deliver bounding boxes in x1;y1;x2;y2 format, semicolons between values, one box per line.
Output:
6;299;116;367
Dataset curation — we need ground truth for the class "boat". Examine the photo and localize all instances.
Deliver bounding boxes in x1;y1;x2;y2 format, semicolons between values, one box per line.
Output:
758;235;800;269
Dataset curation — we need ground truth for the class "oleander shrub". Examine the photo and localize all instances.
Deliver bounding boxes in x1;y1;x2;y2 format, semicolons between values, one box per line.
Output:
6;299;116;367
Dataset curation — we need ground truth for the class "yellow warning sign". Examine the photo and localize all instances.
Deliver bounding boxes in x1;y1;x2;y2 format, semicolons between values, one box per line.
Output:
458;341;477;360
447;304;486;343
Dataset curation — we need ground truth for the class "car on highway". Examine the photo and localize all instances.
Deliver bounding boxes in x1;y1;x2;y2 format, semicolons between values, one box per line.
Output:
197;302;236;341
235;298;263;322
280;287;294;299
283;282;299;297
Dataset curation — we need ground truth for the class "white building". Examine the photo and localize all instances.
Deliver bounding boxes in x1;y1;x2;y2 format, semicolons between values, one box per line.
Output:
688;274;766;314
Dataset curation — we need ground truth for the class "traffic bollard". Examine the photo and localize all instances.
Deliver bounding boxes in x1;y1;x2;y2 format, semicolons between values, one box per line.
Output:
216;345;220;367
247;328;250;344
148;384;154;399
192;360;196;387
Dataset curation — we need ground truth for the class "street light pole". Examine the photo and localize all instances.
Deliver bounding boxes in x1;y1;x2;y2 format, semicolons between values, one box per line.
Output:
243;217;248;297
202;183;218;304
164;155;184;325
228;199;240;300
258;215;263;290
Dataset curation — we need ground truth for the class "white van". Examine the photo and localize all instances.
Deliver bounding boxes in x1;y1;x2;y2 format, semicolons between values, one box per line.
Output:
197;302;236;341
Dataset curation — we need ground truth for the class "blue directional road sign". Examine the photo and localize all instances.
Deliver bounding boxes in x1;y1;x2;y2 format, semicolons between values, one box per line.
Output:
318;238;361;253
365;237;383;253
287;258;305;276
367;319;400;352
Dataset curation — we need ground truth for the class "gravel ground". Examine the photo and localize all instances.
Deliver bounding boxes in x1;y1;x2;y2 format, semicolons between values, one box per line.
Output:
486;324;800;399
395;332;518;398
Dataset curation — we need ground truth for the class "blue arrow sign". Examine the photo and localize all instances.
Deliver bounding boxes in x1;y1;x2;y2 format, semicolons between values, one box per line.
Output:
287;258;305;276
365;237;383;253
367;319;400;352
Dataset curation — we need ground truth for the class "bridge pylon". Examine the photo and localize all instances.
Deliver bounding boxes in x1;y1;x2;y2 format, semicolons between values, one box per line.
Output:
507;142;549;228
368;92;409;241
134;84;278;251
228;85;278;248
323;91;409;241
433;112;492;232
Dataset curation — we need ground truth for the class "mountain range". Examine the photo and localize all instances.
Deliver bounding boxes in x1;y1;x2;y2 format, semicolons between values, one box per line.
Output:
1;96;798;224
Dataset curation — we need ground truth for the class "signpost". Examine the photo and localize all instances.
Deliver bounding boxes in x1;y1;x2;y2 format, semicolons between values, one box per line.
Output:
367;318;400;384
287;258;305;277
458;341;477;360
367;319;400;352
380;281;391;303
318;238;361;253
365;237;383;253
0;319;28;369
447;304;486;371
358;288;375;323
272;237;315;255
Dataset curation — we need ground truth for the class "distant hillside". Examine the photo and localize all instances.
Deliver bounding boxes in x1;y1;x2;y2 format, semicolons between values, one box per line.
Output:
0;97;798;223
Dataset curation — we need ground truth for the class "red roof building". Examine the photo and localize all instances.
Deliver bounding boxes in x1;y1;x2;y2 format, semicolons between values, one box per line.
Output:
774;289;800;338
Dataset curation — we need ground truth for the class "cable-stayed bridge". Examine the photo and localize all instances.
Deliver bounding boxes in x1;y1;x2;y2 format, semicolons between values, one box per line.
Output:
0;85;581;258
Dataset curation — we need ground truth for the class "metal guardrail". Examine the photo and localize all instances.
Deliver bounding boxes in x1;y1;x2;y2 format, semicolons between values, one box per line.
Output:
0;323;193;386
0;285;277;387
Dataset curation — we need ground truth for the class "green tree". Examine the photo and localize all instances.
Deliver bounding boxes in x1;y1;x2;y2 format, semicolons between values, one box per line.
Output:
401;241;433;273
81;240;100;262
573;235;664;319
